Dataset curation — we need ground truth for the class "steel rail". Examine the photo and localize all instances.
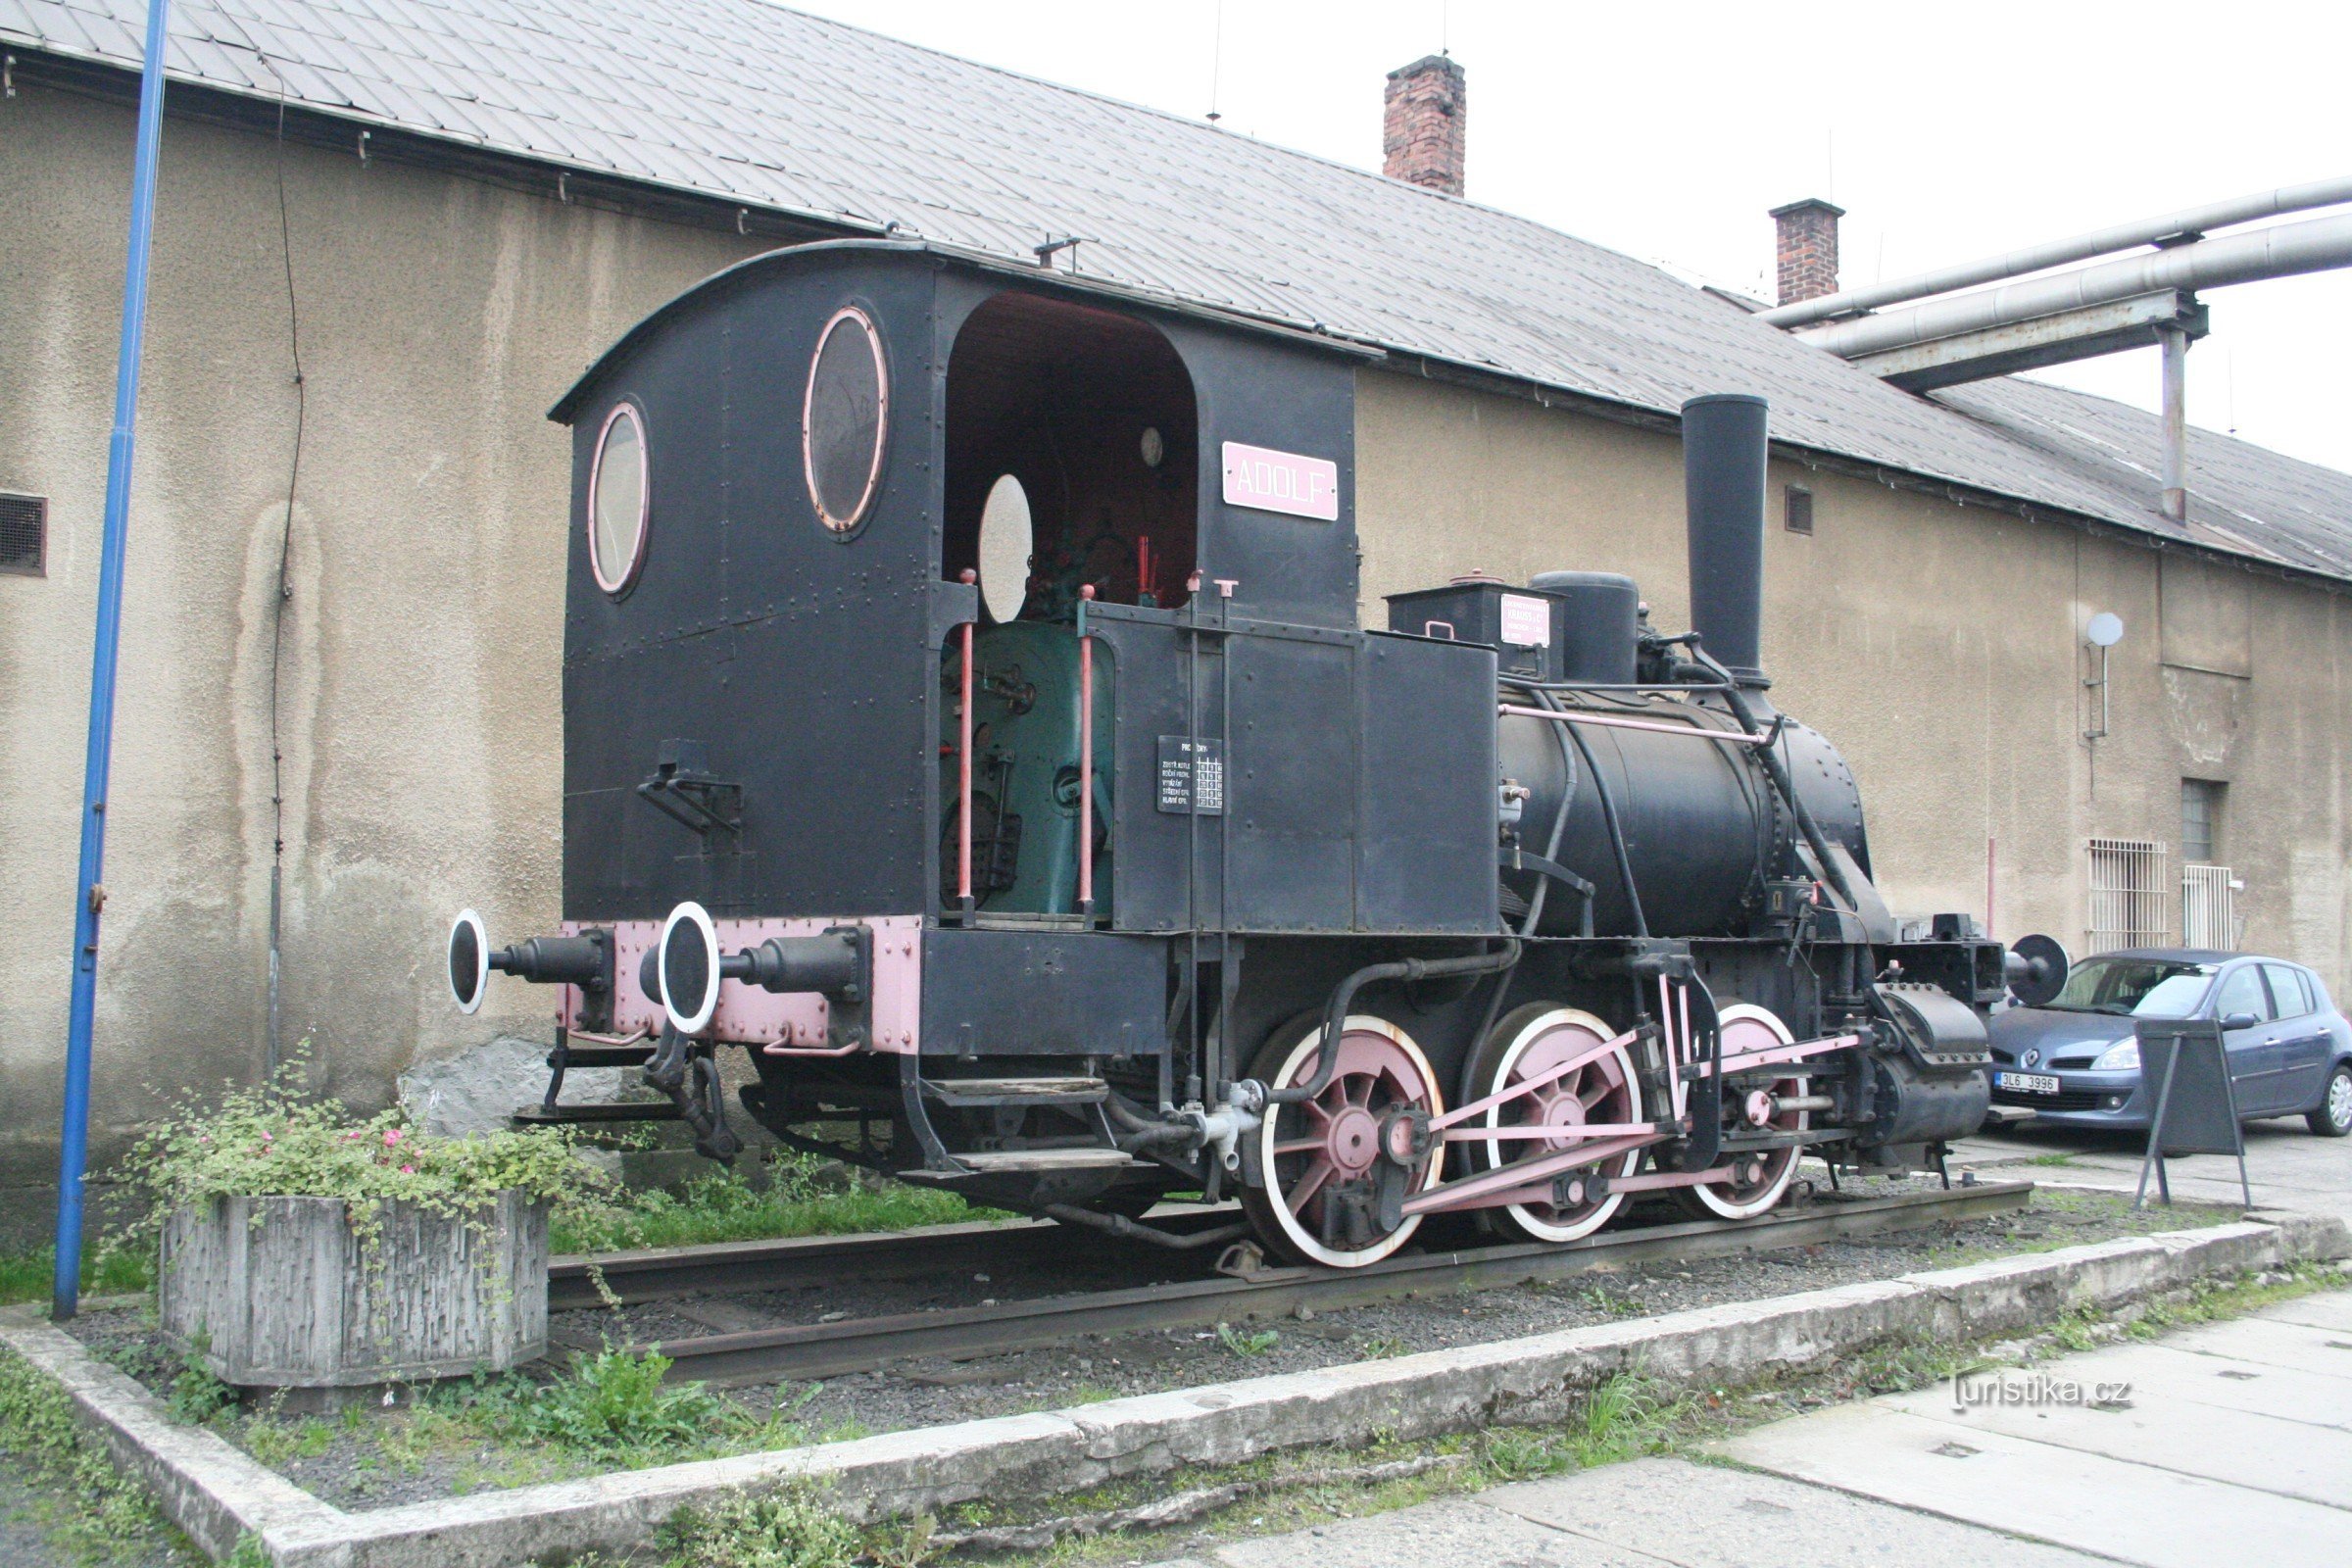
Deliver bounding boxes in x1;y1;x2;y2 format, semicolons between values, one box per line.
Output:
549;1211;1241;1312
604;1181;2032;1386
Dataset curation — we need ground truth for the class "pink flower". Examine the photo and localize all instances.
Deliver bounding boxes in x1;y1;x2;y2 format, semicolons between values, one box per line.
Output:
400;1164;416;1175
262;1132;273;1143
383;1128;404;1148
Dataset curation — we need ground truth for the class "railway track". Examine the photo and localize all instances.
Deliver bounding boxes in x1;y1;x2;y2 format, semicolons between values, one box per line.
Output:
554;1180;2033;1386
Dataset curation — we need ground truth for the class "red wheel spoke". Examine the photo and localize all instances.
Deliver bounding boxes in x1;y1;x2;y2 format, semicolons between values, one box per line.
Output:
1272;1138;1323;1157
1285;1158;1335;1215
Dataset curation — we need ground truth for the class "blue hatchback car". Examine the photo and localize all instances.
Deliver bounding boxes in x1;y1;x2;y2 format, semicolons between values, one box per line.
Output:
1987;948;2352;1136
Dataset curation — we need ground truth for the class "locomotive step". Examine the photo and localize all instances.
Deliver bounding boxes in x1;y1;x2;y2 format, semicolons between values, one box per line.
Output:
901;1148;1140;1177
512;1101;683;1125
919;1075;1109;1107
550;1044;659;1068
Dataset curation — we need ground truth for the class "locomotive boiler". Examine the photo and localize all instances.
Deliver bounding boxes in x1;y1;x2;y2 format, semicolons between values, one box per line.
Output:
447;240;2029;1270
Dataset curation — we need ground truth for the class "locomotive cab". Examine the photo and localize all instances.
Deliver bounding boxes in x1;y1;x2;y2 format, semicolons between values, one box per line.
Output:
452;240;2019;1266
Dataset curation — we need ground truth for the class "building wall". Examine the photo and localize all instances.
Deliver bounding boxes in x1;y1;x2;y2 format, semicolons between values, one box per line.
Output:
0;82;760;1221
1355;371;2352;990
4;80;2346;1233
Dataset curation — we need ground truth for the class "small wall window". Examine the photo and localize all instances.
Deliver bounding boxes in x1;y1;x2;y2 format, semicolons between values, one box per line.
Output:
804;306;889;535
0;492;46;576
2181;778;2224;864
1784;484;1814;536
588;402;650;595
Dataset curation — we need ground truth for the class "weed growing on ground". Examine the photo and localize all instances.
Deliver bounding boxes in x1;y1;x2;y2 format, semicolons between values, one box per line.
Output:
1355;1334;1408;1359
551;1161;995;1255
167;1333;237;1424
1215;1322;1279;1357
2026;1152;2079;1167
0;1344;178;1561
659;1480;860;1568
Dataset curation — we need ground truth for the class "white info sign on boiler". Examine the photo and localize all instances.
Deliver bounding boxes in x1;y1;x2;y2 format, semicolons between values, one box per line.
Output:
1221;441;1340;521
1498;593;1552;647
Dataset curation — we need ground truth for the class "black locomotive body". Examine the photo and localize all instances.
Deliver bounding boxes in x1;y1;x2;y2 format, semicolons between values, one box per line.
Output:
448;240;2022;1269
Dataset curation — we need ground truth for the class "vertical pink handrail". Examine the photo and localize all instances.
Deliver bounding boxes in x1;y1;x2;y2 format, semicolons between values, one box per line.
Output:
957;568;976;919
1077;584;1096;919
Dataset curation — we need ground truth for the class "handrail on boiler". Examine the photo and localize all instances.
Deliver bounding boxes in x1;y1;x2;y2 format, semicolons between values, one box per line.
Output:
1496;703;1769;746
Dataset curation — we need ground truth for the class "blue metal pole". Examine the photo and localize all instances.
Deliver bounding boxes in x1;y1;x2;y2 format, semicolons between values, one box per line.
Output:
56;0;172;1322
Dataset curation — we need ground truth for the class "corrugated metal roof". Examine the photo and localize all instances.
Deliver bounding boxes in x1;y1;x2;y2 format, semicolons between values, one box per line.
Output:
9;0;2351;584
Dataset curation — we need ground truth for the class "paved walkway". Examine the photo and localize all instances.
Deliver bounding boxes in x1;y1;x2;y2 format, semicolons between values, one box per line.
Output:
1146;1288;2352;1567
1953;1116;2352;1218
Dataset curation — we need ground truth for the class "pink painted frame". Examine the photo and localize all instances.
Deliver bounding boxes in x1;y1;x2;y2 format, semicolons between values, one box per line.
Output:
560;915;922;1054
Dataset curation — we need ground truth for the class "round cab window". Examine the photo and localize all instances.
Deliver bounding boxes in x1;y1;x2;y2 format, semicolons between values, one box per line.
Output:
804;307;888;533
977;474;1033;623
588;403;649;594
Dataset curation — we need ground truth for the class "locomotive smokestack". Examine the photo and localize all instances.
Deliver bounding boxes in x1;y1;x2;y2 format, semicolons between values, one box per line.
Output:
1681;394;1770;686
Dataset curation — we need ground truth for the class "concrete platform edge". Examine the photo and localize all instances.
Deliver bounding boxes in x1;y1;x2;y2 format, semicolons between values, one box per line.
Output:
5;1213;2343;1567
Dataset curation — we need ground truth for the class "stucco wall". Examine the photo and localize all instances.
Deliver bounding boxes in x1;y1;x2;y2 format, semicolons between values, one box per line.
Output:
0;82;759;1218
1355;371;2351;991
5;79;2346;1235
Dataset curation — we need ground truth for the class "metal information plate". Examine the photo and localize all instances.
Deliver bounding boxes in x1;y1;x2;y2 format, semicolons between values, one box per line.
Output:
1220;441;1340;521
1155;736;1225;814
1498;592;1551;647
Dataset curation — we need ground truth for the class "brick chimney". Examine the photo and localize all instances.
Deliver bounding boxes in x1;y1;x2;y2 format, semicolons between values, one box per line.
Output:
1770;198;1844;306
1383;55;1466;197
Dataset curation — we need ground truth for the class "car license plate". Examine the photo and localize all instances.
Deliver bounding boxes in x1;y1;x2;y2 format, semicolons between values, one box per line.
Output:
1996;1071;2061;1096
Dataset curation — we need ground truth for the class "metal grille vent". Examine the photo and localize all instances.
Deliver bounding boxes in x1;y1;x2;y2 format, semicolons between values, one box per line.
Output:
0;493;46;576
1784;484;1814;535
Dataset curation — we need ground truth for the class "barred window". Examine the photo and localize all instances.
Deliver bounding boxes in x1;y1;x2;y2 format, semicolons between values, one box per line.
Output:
2086;837;2168;953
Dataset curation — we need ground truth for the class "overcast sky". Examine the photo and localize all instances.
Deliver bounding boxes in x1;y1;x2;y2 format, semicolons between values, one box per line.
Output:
787;0;2350;474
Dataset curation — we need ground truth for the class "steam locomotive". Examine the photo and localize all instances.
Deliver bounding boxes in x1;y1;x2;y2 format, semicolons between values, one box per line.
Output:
447;240;2050;1269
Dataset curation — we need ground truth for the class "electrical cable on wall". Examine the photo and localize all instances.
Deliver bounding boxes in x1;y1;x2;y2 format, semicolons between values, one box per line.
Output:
265;65;306;1079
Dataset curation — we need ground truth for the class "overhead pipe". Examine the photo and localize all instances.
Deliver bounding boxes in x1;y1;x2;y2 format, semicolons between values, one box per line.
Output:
1761;175;2352;328
1797;212;2352;361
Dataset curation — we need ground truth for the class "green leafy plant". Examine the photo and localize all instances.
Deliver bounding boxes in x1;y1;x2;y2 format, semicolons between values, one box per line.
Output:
550;1161;987;1255
0;1345;167;1551
113;1076;621;1269
661;1482;859;1568
168;1333;237;1424
1217;1322;1280;1357
456;1348;731;1460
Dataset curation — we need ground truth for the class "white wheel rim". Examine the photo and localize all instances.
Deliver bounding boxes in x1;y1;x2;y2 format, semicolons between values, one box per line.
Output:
448;908;489;1014
1686;1002;1806;1220
658;901;723;1036
1251;1015;1444;1269
1481;1007;1642;1244
2330;1070;2352;1128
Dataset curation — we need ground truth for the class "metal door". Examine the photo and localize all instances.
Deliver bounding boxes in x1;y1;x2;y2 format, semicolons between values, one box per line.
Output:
2212;963;2281;1114
2263;963;2331;1111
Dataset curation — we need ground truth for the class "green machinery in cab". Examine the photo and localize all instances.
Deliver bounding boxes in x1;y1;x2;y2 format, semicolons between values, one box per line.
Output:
941;620;1116;915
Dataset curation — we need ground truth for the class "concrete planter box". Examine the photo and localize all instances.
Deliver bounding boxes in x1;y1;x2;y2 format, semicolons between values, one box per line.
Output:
160;1193;548;1391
